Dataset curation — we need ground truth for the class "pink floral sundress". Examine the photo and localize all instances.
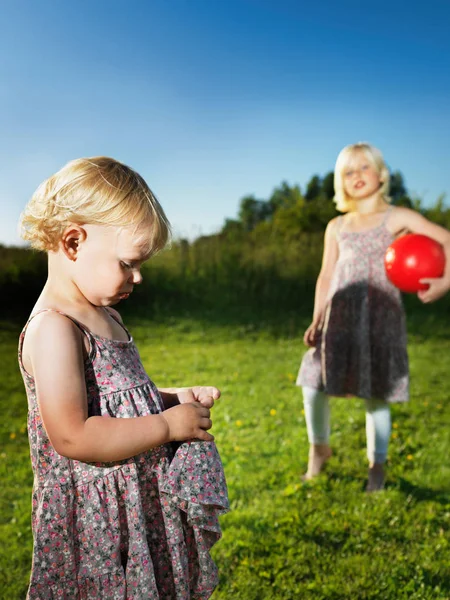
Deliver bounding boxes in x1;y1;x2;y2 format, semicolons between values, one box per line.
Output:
297;212;409;403
18;309;229;599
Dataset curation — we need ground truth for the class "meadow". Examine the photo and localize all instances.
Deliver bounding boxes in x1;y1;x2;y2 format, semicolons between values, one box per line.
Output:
1;304;449;599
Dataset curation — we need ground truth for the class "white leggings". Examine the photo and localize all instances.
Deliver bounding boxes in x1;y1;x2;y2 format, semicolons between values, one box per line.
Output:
302;386;391;464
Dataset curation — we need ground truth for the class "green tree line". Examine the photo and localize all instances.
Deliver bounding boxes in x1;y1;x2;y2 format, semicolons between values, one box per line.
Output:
2;170;449;319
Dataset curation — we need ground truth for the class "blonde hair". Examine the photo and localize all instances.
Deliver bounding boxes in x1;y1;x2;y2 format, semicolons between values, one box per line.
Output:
333;142;391;212
20;156;171;253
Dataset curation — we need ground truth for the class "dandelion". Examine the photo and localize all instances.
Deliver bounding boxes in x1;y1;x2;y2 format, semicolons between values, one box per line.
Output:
20;425;26;434
392;432;398;439
287;373;295;382
301;409;305;416
270;409;277;417
407;454;413;461
235;420;243;427
234;445;240;452
10;432;16;440
423;401;429;407
393;423;398;429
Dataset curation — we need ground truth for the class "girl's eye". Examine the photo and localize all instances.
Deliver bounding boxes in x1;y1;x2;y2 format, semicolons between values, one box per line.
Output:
345;170;354;177
120;261;133;269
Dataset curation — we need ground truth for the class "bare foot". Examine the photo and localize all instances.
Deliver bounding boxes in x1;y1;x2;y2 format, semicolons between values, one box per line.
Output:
366;463;385;492
302;444;332;481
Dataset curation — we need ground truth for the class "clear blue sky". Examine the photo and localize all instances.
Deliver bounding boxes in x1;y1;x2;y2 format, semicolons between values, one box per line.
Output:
1;0;449;245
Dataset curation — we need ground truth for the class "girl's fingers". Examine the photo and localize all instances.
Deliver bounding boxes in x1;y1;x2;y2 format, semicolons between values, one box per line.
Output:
210;387;221;400
199;397;214;408
196;429;215;442
193;386;221;407
304;329;313;346
418;281;446;303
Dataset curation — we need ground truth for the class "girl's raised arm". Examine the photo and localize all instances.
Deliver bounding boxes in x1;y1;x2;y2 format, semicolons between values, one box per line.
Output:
24;313;213;463
390;207;450;302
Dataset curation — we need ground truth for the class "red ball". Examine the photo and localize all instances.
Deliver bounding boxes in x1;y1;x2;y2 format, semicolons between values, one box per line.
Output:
385;234;445;293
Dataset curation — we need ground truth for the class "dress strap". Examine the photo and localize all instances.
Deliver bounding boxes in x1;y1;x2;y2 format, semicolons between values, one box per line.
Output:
19;309;96;375
104;307;132;341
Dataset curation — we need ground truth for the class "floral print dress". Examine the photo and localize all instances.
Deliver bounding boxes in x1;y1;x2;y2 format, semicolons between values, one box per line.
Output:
18;310;229;599
297;212;409;403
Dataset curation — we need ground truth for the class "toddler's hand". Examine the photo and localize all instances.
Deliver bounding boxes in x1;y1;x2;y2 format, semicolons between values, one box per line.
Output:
162;403;214;442
417;277;450;303
177;386;221;408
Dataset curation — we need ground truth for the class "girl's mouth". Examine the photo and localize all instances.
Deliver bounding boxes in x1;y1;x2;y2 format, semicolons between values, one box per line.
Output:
355;181;365;189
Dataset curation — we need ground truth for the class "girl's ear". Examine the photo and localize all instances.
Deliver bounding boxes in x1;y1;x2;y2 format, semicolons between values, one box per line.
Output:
60;224;87;261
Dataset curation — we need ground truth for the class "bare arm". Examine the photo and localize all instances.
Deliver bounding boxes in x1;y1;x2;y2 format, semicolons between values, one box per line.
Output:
390;207;450;302
304;219;340;346
25;313;213;463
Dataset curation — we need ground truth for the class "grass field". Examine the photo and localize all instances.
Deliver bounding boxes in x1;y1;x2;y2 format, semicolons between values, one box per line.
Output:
1;311;449;599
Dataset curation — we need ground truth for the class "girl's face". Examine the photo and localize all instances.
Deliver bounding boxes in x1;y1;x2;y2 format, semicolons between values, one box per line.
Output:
73;223;151;307
342;151;382;201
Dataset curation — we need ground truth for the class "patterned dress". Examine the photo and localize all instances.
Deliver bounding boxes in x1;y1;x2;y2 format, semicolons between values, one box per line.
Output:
297;213;409;403
18;310;229;599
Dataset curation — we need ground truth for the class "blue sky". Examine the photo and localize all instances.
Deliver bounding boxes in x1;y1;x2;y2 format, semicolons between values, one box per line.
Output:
1;0;449;245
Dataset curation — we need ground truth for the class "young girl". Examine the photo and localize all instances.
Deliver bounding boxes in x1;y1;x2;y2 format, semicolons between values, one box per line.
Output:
297;142;450;492
18;157;229;599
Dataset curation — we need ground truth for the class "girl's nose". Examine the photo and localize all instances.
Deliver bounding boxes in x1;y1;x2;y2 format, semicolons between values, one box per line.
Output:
129;270;143;285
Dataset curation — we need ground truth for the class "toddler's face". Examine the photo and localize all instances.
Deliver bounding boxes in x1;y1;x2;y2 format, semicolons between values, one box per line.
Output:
342;152;381;200
74;223;152;306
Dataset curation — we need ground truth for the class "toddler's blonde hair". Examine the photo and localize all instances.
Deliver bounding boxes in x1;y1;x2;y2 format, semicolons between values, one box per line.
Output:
20;156;171;252
333;142;391;212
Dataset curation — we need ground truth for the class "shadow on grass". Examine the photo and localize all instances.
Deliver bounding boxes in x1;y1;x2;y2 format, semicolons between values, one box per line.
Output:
420;566;450;596
395;476;450;505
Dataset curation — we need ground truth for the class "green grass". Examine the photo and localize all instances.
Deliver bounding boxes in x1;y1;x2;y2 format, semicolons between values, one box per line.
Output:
1;313;449;599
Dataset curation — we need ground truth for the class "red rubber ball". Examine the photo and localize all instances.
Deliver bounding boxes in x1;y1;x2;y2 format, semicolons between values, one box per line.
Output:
385;233;445;293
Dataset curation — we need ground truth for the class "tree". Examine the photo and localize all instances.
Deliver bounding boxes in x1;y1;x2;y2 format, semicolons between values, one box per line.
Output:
389;171;412;206
268;181;302;212
321;172;335;200
238;195;272;231
221;218;244;238
305;175;322;201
